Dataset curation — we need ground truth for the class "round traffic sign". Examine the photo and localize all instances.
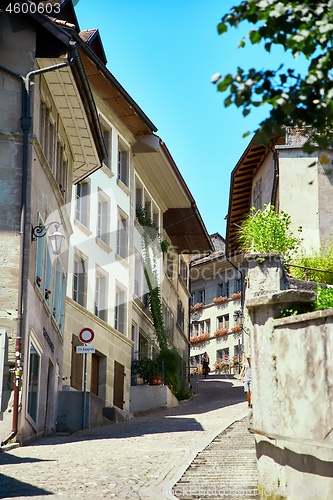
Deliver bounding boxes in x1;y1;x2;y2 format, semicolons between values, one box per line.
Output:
79;327;95;344
224;355;229;361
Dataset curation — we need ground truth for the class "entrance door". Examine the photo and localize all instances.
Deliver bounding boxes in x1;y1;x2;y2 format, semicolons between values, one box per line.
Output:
90;354;99;396
113;361;125;409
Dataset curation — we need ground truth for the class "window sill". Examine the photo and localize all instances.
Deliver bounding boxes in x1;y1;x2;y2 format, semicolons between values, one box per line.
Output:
74;219;92;237
96;237;112;253
101;163;114;178
116;178;130;196
115;253;129;268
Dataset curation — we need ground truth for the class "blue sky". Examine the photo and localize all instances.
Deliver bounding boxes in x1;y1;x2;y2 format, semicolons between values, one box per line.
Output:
75;1;298;236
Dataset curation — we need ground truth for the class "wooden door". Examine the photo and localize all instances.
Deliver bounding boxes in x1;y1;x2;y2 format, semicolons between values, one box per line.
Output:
113;360;125;409
70;334;83;390
90;353;99;396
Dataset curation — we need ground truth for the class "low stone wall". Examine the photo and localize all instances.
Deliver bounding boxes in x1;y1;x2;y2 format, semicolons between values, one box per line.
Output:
245;255;333;499
130;385;179;414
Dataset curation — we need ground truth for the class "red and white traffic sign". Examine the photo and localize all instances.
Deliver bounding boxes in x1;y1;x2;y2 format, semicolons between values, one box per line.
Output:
79;327;95;344
224;355;229;361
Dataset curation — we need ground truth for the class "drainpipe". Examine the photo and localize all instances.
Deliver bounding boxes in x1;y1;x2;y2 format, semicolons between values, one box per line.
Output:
0;41;76;447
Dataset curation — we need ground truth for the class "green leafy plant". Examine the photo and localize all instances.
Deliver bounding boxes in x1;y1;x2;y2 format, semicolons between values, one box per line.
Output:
289;242;333;285
213;0;333;151
237;205;302;260
313;286;333;311
136;206;168;350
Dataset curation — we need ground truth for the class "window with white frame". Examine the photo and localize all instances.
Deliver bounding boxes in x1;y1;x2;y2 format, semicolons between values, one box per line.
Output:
55;141;68;199
117;139;129;186
198;289;205;304
167;251;174;280
73;254;87;307
52;261;66;333
95;270;108;322
177;300;184;332
115;287;126;334
117;210;128;259
27;341;41;424
253;178;262;211
101;120;112;169
217;314;229;331
217;283;224;296
179;256;188;286
76;180;90;227
97;189;110;246
163;303;174;340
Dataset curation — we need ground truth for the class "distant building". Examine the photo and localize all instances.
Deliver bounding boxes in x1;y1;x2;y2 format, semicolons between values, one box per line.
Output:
189;234;248;375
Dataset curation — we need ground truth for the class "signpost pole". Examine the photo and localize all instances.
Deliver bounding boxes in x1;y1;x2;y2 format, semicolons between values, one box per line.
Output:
82;351;87;429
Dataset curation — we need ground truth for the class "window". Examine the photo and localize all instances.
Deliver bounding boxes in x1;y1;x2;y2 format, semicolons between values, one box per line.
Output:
217;283;224;296
218;314;229;331
253;179;262;211
76;181;90;227
101;122;112;169
95;271;108;321
117;139;129;186
73;254;87;307
52;262;66;333
198;289;205;304
177;300;184;332
97;190;110;245
117;211;128;259
134;252;147;299
190;293;195;306
167;252;174;280
179;256;188;285
163;304;174;340
235;278;241;294
226;282;229;297
56;142;67;199
115;287;126;334
27;343;40;424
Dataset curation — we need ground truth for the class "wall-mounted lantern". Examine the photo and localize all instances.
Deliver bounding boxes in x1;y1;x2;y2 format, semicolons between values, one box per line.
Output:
31;221;65;255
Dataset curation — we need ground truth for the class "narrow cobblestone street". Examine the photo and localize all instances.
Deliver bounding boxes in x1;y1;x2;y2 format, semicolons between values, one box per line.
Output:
0;375;258;499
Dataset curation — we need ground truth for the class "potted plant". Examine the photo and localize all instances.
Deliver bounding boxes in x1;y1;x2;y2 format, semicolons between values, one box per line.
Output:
131;357;157;384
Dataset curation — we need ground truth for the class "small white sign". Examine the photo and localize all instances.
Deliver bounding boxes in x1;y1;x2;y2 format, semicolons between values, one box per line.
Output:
76;346;96;354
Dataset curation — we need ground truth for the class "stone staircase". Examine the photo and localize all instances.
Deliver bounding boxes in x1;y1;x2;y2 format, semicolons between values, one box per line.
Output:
174;415;260;500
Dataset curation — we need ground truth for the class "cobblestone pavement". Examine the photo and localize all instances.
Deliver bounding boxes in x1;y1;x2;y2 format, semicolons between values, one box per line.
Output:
0;375;256;499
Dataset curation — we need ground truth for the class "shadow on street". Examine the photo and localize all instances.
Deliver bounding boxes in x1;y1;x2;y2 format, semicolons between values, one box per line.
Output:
18;374;246;446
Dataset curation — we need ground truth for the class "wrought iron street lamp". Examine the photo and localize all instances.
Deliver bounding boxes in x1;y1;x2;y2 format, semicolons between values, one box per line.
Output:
31;221;65;255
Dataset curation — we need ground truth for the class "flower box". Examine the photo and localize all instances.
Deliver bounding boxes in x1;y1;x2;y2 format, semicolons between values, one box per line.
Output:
214;329;228;337
190;302;204;313
190;333;210;344
231;325;242;333
231;292;241;300
213;296;228;304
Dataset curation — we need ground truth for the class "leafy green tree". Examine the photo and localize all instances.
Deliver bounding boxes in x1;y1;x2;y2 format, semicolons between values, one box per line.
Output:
237;205;302;259
213;1;333;150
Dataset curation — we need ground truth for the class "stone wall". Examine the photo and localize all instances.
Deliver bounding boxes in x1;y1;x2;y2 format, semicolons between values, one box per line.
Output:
245;255;333;499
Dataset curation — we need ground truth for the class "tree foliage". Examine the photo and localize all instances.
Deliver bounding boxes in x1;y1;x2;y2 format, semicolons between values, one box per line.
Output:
289;242;333;284
214;0;333;150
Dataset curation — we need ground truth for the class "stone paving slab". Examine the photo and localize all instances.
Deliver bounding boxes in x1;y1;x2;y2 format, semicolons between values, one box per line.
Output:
0;375;257;500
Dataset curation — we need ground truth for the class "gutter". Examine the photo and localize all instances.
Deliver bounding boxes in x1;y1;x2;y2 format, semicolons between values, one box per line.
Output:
0;41;77;447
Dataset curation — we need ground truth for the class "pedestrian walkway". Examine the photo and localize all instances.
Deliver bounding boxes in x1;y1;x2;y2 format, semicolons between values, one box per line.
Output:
0;375;259;499
173;415;259;500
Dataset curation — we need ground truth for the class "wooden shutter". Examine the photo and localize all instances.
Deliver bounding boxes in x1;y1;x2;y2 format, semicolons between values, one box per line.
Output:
70;334;83;390
113;360;125;409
